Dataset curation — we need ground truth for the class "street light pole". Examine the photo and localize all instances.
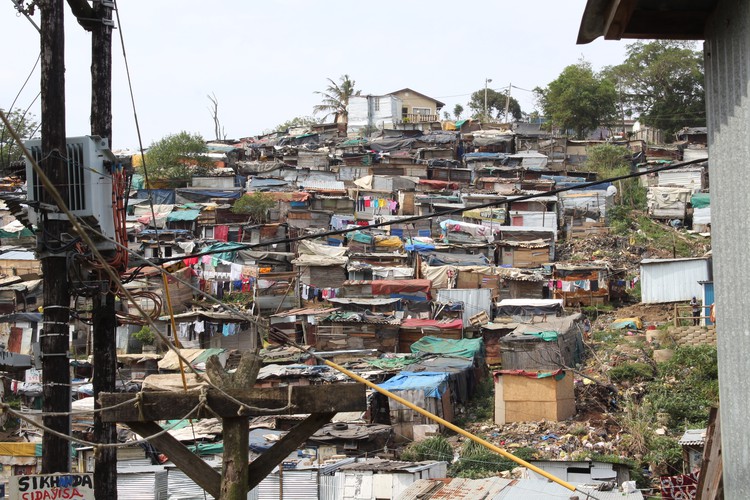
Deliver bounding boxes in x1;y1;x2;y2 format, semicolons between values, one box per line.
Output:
484;78;492;121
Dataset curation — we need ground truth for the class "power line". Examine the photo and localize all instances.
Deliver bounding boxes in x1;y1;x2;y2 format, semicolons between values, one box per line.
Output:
153;157;708;264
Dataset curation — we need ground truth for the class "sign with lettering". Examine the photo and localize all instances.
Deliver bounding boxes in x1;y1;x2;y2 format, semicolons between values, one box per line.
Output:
9;473;94;500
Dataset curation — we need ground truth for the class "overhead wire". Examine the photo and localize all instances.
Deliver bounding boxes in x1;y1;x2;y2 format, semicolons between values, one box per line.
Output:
108;0;189;392
4;106;705;478
0;109;294;421
151;157;708;265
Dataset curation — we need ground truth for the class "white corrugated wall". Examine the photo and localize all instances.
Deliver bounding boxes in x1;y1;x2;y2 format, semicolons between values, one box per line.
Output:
658;169;704;192
437;288;492;326
640;259;709;304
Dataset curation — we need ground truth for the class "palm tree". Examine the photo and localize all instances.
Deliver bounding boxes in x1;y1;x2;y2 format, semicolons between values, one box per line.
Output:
313;75;360;124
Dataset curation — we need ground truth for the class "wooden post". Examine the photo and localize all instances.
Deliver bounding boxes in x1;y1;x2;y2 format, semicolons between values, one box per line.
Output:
99;384;365;498
89;0;117;495
39;0;71;474
206;351;262;500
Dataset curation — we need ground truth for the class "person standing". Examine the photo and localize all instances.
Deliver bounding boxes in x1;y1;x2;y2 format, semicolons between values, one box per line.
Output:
690;296;700;325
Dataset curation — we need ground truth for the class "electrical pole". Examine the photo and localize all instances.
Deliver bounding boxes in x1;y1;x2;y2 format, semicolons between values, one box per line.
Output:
90;1;117;497
504;82;512;123
39;0;71;473
484;78;492;121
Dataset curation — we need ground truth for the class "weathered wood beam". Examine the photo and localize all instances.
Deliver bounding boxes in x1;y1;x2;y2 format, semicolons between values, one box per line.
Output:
99;383;366;422
66;0;98;31
248;412;336;491
208;352;262;500
126;421;221;499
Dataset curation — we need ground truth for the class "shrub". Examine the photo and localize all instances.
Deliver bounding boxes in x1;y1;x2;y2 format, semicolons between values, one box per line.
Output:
608;362;654;382
400;436;453;463
449;441;535;479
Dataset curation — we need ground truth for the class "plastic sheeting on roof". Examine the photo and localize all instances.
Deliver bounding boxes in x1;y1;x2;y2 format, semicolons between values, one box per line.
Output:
291;254;348;267
400;319;464;330
136;189;176;205
298;240;348;257
691;192;710;208
425;252;490;267
158;348;225;371
409;336;483;359
440;219;494;242
166;209;201;222
377;371;450;398
371;279;431;296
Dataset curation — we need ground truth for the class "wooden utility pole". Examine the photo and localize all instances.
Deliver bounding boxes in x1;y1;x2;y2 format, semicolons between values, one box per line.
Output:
39;0;71;473
99;377;364;499
89;1;117;497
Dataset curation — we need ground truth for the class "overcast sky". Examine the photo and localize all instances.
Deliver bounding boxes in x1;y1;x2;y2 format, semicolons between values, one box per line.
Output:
1;0;629;150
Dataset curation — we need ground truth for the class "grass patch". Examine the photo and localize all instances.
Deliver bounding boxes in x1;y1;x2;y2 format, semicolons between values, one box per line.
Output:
449;441;536;479
455;374;495;426
609;362;655;382
400;436;453;463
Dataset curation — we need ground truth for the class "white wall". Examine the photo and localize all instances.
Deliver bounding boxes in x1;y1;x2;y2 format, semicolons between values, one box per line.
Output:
640;259;710;304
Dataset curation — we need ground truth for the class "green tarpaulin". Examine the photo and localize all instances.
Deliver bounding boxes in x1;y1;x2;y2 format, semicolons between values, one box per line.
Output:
166;209;201;222
522;330;559;341
691;193;710;208
0;228;34;238
365;356;420;370
410;336;484;359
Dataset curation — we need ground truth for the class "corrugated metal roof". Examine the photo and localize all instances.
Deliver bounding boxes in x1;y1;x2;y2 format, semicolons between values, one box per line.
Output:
398;477;513;499
0;250;36;260
338;459;442;473
298;179;346;191
327;297;401;305
679;428;707;446
641;257;709;264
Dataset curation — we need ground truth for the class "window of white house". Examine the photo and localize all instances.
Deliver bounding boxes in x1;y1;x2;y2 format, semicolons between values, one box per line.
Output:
412;107;432;116
374;99;380;112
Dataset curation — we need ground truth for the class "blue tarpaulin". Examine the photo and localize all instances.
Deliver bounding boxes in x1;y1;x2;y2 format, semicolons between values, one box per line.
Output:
136;189;176;205
378;371;450;398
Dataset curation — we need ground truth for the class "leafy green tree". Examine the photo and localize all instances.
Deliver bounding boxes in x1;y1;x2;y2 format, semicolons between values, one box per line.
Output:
0;109;39;173
275;115;321;133
231;192;276;224
453;104;464;120
585;143;631;174
141;131;212;182
585;144;644;207
468;89;522;121
609;41;705;137
535;61;618;138
313;74;360;124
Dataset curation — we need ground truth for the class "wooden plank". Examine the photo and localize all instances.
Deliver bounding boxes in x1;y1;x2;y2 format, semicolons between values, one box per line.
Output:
248;412;336;490
127;421;221;499
99;383;366;422
697;406;723;499
208;352;261;500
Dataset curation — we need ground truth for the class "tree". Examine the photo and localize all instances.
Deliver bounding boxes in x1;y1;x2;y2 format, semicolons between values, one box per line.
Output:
231;192;276;224
207;93;226;141
453;104;464;120
0;109;39;174
468;88;522;122
313;75;360;124
274;115;321;132
610;41;705;137
141;131;212;182
585;144;644;207
535;60;618;139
